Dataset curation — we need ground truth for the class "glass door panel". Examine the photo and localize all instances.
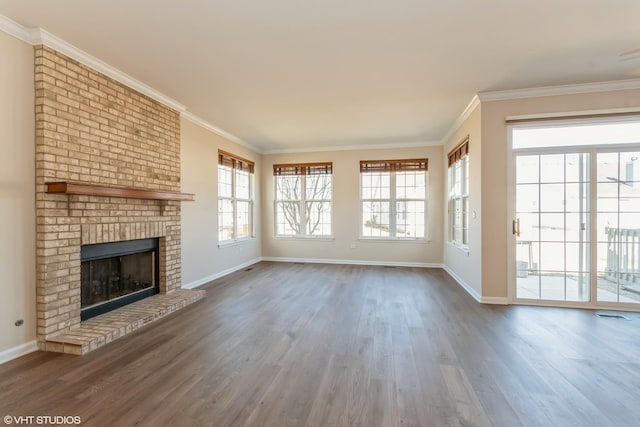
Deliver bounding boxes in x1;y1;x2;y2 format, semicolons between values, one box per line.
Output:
596;151;640;304
515;153;590;301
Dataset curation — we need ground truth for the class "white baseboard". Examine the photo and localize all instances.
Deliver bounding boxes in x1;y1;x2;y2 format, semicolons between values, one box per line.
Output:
261;256;442;268
183;257;511;306
182;257;262;289
441;265;482;302
0;340;38;365
442;265;510;305
480;296;509;305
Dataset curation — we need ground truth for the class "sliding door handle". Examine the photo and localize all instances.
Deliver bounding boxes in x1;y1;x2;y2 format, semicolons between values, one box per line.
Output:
512;219;521;237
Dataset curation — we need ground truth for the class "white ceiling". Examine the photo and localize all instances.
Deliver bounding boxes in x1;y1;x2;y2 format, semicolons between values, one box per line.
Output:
1;0;640;151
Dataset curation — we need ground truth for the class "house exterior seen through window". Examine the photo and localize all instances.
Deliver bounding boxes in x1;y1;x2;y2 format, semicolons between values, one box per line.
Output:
360;159;427;239
218;150;254;243
448;137;469;247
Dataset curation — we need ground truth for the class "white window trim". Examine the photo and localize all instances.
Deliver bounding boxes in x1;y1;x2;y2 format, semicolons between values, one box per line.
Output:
274;174;333;238
447;240;470;253
274;236;335;241
508;115;640;310
359;170;428;240
218;166;254;244
358;237;429;243
449;155;469;248
218;236;257;248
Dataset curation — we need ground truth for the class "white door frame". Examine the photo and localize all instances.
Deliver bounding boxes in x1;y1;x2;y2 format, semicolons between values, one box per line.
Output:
507;124;640;312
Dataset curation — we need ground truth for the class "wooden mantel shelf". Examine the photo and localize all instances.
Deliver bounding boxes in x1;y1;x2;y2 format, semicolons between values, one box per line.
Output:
46;182;195;202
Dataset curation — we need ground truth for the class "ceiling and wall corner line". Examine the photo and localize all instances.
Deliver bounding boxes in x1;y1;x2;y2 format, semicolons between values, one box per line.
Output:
4;12;640;156
0;14;33;44
0;13;259;154
30;27;187;112
478;78;640;102
439;95;480;146
181;111;263;154
262;140;442;155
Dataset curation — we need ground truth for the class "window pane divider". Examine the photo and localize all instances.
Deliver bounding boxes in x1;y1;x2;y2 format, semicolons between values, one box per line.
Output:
274;172;332;237
218;162;254;243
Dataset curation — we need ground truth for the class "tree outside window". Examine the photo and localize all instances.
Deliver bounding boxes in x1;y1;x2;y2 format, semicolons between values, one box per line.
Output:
274;163;332;237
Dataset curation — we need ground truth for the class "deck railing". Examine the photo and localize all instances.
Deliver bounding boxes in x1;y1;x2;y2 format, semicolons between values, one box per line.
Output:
605;227;640;287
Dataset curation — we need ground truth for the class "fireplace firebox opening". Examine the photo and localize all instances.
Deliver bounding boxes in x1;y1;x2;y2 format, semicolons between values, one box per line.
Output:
80;238;160;321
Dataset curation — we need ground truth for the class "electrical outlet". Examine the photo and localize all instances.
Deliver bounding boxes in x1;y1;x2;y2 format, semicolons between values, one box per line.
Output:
350;243;357;249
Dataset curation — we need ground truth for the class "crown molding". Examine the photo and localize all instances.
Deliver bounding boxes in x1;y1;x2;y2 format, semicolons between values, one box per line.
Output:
30;28;186;112
439;94;480;145
0;15;187;112
181;111;262;154
478;78;640;102
0;14;36;44
620;51;640;62
0;14;251;150
262;140;441;155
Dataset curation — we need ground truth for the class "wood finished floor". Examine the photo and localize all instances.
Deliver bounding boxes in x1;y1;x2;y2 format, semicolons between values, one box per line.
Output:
2;262;640;427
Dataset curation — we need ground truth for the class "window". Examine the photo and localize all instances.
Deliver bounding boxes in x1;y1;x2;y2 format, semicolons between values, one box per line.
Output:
360;159;427;239
274;162;332;237
218;150;254;243
448;137;469;246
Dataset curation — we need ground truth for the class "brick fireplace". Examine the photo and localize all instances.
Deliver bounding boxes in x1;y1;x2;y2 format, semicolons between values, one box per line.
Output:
35;45;203;353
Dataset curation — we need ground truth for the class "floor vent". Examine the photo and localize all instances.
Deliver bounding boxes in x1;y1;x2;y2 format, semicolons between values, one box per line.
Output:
595;312;630;320
294;262;305;265
244;267;253;272
384;266;397;268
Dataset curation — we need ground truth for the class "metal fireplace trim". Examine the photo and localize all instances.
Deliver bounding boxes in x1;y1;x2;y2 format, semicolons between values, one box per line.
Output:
81;238;159;261
80;238;160;321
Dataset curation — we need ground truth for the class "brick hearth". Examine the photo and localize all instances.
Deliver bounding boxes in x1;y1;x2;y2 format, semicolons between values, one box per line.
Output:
44;289;205;355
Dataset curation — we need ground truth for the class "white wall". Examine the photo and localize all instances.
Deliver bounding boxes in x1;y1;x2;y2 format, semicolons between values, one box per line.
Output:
443;105;482;297
180;119;262;287
261;146;444;265
0;31;36;357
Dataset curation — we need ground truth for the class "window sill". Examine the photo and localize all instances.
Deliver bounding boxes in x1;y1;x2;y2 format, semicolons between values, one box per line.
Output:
218;237;257;248
447;241;470;254
357;238;429;244
274;235;335;241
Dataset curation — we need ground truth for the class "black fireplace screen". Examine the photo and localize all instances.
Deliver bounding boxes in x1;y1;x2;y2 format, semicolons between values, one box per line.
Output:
80;238;159;320
81;251;154;307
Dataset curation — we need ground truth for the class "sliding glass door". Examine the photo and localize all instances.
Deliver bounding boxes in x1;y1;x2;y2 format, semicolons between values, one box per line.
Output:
515;153;590;301
512;120;640;308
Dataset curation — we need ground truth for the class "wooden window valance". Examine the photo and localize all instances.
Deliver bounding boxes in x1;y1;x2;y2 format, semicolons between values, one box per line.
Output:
218;150;255;173
273;162;333;176
360;159;428;173
448;136;469;167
